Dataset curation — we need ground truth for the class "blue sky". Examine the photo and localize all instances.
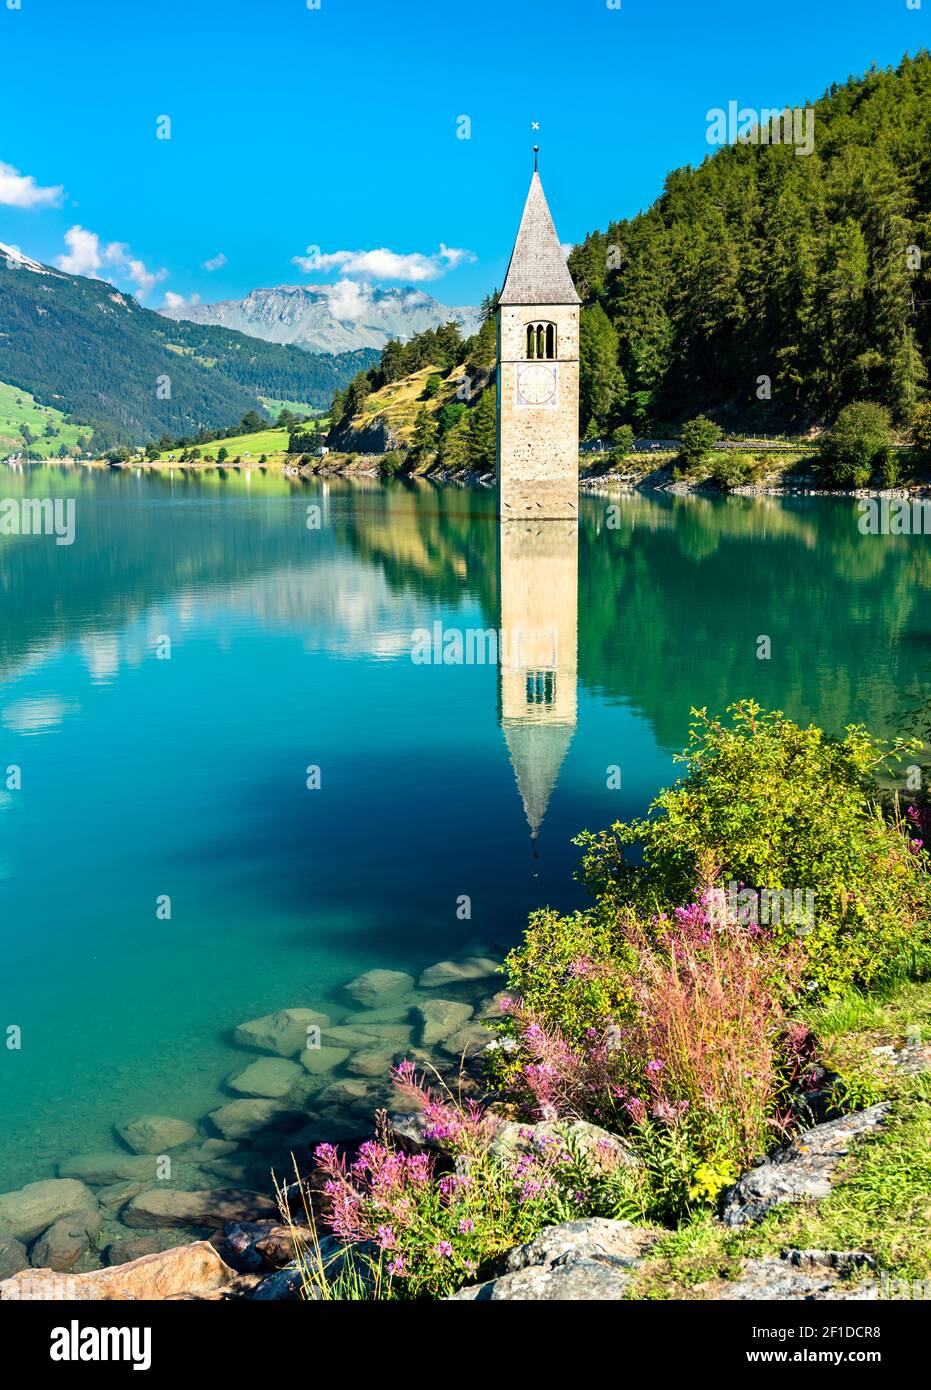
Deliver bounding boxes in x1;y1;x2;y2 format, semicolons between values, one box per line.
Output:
0;0;926;313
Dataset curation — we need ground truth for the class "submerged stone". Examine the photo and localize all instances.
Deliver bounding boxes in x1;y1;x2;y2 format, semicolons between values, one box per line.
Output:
117;1115;197;1154
300;1045;350;1075
122;1187;275;1230
233;1008;330;1058
226;1057;304;1099
30;1209;101;1272
415;999;474;1045
208;1098;305;1142
0;1178;97;1243
342;969;414;1009
59;1152;163;1185
418;957;500;989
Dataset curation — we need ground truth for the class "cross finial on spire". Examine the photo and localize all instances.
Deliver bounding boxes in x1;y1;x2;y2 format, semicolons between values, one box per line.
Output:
533;145;539;173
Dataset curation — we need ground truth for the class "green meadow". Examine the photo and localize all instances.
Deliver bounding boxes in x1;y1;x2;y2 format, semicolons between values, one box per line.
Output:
0;379;87;457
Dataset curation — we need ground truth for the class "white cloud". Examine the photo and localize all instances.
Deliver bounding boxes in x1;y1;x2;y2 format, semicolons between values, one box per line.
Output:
57;225;102;276
162;290;201;313
0;159;64;209
326;280;373;322
202;252;227;272
292;243;475;283
55;226;168;300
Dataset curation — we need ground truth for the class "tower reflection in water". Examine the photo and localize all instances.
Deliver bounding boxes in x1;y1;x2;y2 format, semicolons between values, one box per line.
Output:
497;518;579;860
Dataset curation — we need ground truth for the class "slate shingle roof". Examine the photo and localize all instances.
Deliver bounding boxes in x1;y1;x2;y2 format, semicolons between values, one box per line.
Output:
499;172;581;308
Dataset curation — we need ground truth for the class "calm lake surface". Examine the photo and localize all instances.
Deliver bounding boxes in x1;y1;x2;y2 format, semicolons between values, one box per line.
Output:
1;464;929;1192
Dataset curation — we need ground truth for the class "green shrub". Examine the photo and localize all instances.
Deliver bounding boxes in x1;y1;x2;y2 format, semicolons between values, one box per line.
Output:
676;416;719;476
821;401;894;488
878;446;902;488
707;451;762;489
912;401;931;460
501;909;635;1048
575;701;930;995
380;451;405;476
610;423;635;456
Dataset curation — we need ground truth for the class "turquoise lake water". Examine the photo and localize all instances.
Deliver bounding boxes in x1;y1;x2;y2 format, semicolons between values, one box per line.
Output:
1;465;929;1193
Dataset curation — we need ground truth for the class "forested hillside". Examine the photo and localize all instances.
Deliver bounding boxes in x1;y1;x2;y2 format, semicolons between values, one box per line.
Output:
0;255;377;450
568;52;931;434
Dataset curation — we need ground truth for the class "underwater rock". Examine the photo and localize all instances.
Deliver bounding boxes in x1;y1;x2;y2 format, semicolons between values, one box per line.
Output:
0;1178;97;1243
59;1153;163;1185
226;1057;304;1099
342;969;414;1009
122;1186;276;1230
30;1208;101;1272
233;1008;330;1058
418;957;500;989
0;1237;28;1280
415;999;473;1046
345;1048;395;1078
300;1045;350;1075
208;1099;305;1142
117;1115;197;1154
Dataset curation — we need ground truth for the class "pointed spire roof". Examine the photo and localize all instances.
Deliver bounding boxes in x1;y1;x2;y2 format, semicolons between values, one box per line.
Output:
499;162;581;307
502;718;574;841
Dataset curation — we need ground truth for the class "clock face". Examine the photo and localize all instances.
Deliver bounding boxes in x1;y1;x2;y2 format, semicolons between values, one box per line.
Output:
517;363;557;406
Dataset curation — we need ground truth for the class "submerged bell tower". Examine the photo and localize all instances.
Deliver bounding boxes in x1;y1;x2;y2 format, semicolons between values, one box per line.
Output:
496;149;581;520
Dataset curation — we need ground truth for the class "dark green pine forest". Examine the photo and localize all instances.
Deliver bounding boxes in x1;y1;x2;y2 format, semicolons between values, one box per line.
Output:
567;51;931;435
0;257;377;449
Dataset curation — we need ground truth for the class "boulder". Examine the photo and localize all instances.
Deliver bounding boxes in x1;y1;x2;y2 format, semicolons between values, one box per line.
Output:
30;1209;102;1272
710;1250;878;1301
342;969;414;1009
0;1237;28;1280
448;1218;659;1301
440;1023;491;1060
720;1104;890;1227
415;999;473;1046
476;992;512;1021
489;1119;639;1173
352;1023;413;1043
419;957;500;990
122;1187;276;1230
96;1180;147;1212
1;1240;237;1301
226;1057;304;1099
300;1045;350;1075
117;1115;197;1154
322;1025;387;1048
59;1152;162;1185
233;1008;330;1058
342;1002;416;1025
249;1262;305;1300
345;1048;395;1078
105;1234;184;1265
0;1178;96;1243
208;1099;305;1142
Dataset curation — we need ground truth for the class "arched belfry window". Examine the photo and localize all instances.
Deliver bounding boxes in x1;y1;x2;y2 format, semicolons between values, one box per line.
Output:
525;321;557;361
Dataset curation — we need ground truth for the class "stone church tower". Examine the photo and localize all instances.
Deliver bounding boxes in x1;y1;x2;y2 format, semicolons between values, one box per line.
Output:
497;151;581;519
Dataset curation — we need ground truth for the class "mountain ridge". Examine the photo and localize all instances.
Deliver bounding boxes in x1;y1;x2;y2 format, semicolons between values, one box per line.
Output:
0;248;378;448
161;283;481;354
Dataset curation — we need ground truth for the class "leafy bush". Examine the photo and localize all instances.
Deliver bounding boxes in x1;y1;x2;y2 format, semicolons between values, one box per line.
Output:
500;908;635;1047
575;702;930;995
878;446;902;488
910;400;931;460
821;401;894;487
706;451;762;489
610;423;635;456
676;416;719;476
